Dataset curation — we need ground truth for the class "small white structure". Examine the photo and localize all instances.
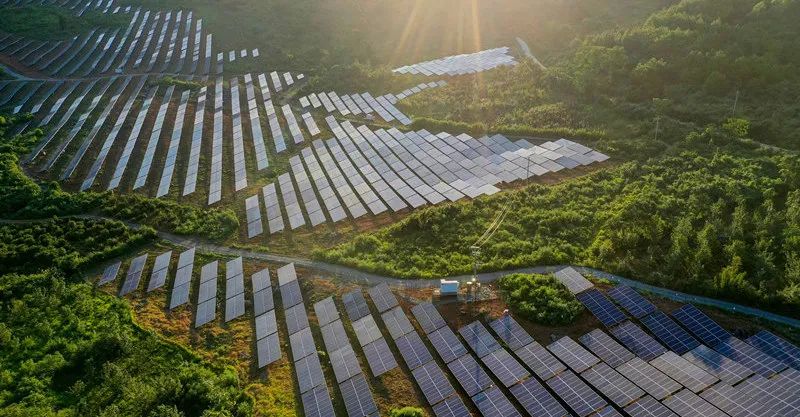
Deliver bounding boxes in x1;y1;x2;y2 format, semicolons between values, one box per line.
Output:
440;279;459;296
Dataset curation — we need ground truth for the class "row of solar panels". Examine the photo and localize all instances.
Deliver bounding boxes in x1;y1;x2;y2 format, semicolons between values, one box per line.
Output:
97;253;799;416
243;121;608;236
393;47;517;76
0;5;212;77
298;80;447;126
2;0;114;15
17;72;308;205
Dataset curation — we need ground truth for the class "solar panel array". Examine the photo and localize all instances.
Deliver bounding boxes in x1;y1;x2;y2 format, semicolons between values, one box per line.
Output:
747;330;800;369
640;311;700;354
98;260;122;286
251;268;281;368
548;336;600;373
224;257;246;322
195;261;218;327
169;247;195;309
577;289;628;327
276;263;332;416
611;321;668;361
314;296;379;417
230;78;248;191
579;329;635;368
607;285;657;318
393;47;517;76
554;266;594;294
119;253;148;296
147;250;172;292
241;124;607;235
671;305;732;347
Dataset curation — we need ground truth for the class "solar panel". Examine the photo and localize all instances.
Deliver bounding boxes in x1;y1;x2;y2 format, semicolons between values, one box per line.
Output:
352;315;383;347
368;283;398;313
472;386;522;417
594;406;624;417
671;305;731;347
119;254;148;296
277;263;297;286
699;381;769;417
301;384;334;417
295;353;326;394
577;289;628;327
681;344;754;385
579;329;635;368
649;351;718;393
321;319;350;352
746;330;800;370
640;311;701;354
509;377;570;417
290;327;317;361
480;348;530;387
195;299;216;328
447;354;492;396
553;266;593;294
224;293;246;322
313;297;339;327
615;357;681;400
736;374;799;415
547;336;600;373
382;306;414;340
280;280;303;309
255;310;278;340
489;315;535;350
607;285;657;318
429;326;468;364
98;261;121;286
257;332;281;368
412;361;456;405
459;321;501;358
253;289;274;316
147;250;172;291
396;331;433;370
713;336;787;377
624;395;678;417
340;374;378;417
546;370;607;417
252;269;272;294
363;338;398;377
611;321;667;360
581;362;645;407
513;343;561;381
285;303;310;335
662;388;727;417
431;395;471;417
411;302;447;334
329;345;361;383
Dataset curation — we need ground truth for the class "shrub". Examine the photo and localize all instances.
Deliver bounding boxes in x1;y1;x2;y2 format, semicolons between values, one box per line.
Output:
498;273;584;325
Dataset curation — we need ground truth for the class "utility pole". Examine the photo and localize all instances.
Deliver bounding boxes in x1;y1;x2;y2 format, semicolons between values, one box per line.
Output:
655;116;660;142
731;89;740;118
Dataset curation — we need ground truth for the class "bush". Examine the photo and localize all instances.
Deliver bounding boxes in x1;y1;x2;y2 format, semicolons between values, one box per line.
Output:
389;407;424;417
498;273;584;325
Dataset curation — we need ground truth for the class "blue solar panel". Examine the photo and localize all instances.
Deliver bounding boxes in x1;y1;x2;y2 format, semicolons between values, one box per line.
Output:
509;377;570;417
607;285;656;318
447;354;493;396
546;370;607;417
489;315;534;350
472;386;521;417
640;311;700;354
671;305;731;347
610;321;667;361
747;330;800;369
576;289;627;327
714;337;787;377
459;321;501;358
432;395;471;417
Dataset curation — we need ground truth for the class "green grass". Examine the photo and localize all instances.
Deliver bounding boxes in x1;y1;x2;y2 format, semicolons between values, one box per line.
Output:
0;6;130;40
